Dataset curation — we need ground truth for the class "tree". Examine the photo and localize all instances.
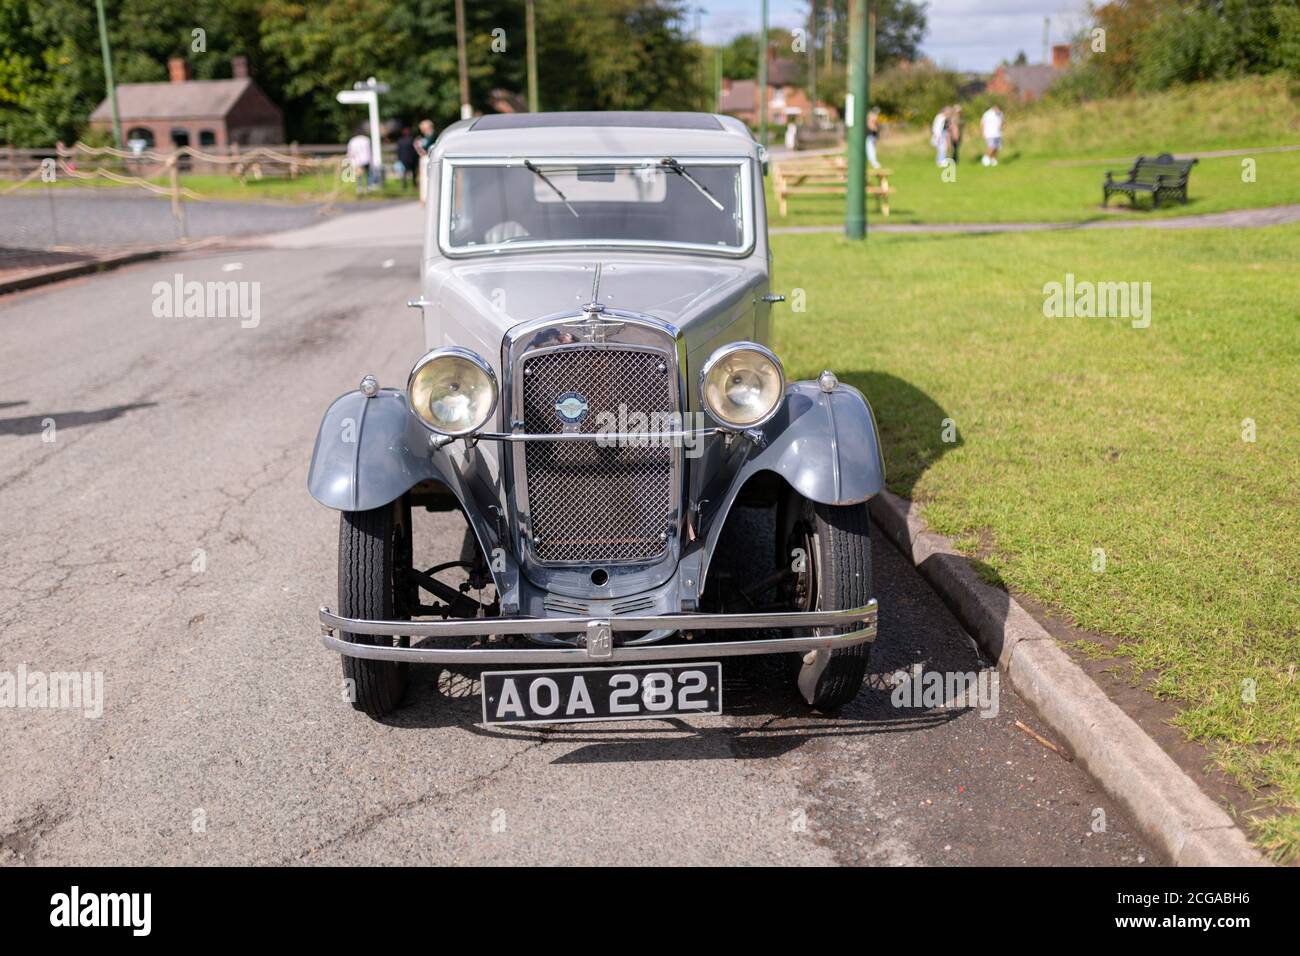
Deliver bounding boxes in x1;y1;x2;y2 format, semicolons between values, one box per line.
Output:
535;0;706;111
1;0;273;146
826;0;928;72
720;27;799;81
0;0;709;146
1049;0;1300;102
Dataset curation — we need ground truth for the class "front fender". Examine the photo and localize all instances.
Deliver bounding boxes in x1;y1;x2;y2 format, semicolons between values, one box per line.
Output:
308;386;523;612
696;380;885;589
307;388;443;512
747;380;885;505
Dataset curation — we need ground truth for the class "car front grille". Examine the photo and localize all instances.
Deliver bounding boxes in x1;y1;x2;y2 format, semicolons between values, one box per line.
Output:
520;345;675;564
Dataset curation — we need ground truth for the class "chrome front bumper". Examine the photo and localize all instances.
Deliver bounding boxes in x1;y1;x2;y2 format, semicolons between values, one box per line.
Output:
318;600;878;665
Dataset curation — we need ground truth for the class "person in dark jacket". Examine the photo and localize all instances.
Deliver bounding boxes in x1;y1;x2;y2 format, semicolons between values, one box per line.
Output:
396;127;419;189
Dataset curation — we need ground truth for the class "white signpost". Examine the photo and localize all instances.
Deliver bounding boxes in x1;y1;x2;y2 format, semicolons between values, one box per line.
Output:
337;77;389;183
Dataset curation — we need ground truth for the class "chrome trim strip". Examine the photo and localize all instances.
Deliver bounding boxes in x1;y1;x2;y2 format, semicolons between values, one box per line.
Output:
318;599;878;663
322;599;875;636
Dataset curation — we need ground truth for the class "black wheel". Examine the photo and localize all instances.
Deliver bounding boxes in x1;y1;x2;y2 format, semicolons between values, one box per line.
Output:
338;497;412;718
777;494;874;712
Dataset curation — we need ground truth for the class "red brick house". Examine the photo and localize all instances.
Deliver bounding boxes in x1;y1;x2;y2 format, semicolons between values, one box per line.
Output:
90;57;284;151
986;45;1072;101
720;55;837;128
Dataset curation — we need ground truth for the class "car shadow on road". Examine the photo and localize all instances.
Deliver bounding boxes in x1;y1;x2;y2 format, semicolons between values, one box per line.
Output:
0;402;157;436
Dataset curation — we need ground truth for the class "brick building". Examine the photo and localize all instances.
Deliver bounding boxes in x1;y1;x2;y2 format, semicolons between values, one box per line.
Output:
720;53;837;128
986;45;1072;101
90;57;284;151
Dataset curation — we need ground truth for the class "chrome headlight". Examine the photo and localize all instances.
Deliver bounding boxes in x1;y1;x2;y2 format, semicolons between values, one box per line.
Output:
700;342;785;429
407;347;498;436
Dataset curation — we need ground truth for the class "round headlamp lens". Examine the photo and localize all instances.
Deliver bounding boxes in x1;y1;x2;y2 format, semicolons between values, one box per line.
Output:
407;348;497;436
701;344;784;428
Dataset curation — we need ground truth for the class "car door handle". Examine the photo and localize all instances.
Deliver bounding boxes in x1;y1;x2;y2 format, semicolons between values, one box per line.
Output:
407;297;430;310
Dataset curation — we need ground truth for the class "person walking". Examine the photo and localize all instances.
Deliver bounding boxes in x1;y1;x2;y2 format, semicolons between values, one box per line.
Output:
415;119;436;205
931;107;950;167
866;107;882;170
346;128;372;196
396;127;419;189
980;105;1003;166
946;105;963;165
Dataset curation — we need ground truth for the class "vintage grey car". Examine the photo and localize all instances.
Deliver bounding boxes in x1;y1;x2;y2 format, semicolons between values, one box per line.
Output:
309;111;885;723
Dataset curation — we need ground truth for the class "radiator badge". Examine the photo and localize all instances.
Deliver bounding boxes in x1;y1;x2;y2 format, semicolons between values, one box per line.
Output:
554;391;590;425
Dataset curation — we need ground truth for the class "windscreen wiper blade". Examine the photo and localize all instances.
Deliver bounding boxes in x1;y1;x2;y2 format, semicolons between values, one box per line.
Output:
659;157;725;211
523;159;579;218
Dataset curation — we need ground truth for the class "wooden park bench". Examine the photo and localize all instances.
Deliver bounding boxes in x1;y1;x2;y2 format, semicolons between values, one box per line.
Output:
772;154;892;217
1102;153;1197;209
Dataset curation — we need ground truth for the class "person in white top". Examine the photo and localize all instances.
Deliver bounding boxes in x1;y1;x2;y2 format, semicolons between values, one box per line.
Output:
980;106;1003;167
346;131;372;194
931;107;949;167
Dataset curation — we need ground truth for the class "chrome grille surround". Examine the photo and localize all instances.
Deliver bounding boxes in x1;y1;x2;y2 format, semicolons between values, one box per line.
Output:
504;310;685;578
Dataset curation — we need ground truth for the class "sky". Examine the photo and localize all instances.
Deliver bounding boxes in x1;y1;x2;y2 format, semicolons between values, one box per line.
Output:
696;0;1092;73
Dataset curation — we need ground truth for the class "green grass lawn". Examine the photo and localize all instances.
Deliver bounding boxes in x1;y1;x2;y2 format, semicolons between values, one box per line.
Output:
770;224;1300;860
176;172;414;203
769;74;1300;228
767;147;1300;228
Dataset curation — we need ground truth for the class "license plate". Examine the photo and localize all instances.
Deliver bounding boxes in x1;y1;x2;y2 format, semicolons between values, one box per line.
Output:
481;662;722;726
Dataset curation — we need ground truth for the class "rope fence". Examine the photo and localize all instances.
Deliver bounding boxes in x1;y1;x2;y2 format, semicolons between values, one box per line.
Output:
0;142;353;244
0;142;362;273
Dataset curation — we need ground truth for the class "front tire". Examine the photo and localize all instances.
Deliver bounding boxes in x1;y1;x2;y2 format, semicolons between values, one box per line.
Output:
779;495;874;712
339;498;412;719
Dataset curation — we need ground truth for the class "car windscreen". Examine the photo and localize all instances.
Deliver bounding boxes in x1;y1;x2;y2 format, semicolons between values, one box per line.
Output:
442;160;748;253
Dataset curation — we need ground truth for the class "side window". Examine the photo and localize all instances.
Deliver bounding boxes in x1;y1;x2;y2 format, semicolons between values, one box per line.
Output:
198;130;217;147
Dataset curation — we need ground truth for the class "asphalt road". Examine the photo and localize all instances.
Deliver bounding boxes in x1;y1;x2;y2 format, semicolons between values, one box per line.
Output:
0;190;339;252
0;214;1159;865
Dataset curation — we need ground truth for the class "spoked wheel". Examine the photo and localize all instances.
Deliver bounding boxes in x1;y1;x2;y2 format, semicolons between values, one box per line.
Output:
338;496;412;719
777;493;874;712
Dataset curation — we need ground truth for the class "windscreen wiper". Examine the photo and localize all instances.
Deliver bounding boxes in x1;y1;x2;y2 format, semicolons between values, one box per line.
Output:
523;159;579;218
659;157;724;211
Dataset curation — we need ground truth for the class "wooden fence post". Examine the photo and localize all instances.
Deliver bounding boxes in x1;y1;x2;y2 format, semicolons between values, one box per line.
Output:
168;155;188;240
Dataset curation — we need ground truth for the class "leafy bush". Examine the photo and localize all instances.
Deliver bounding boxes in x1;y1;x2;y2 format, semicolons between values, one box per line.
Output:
1050;0;1300;104
871;63;961;124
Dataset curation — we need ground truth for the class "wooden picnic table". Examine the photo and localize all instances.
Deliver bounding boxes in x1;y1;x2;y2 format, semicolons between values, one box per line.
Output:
772;156;892;217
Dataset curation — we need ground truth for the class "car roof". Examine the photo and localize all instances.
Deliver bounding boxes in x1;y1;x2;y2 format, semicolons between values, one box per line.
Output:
431;111;760;160
471;111;723;131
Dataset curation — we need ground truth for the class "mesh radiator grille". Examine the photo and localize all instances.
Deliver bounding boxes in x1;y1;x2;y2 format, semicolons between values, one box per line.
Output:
521;346;675;563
